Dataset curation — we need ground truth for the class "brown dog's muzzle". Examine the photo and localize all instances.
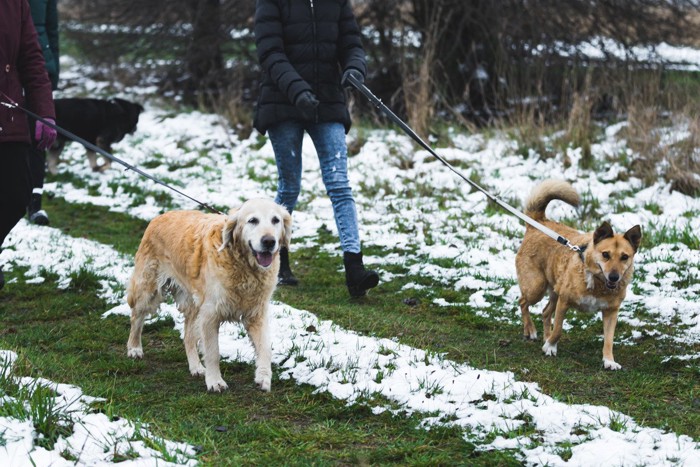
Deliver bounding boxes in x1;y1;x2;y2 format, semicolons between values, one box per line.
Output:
606;271;620;289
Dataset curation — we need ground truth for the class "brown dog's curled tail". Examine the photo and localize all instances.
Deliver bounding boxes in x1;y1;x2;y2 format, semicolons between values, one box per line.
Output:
524;179;580;221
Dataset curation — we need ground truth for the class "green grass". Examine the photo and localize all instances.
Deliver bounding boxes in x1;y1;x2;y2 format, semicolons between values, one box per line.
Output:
0;195;698;465
0;362;73;450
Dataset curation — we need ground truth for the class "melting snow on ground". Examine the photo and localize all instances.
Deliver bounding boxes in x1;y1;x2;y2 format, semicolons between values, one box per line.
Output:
0;55;699;464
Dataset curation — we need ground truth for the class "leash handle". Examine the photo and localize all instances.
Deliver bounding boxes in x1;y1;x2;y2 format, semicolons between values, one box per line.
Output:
1;93;224;215
346;75;580;252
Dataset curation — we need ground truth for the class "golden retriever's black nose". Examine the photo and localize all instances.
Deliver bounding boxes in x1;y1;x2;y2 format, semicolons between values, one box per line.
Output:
261;235;276;251
609;272;620;282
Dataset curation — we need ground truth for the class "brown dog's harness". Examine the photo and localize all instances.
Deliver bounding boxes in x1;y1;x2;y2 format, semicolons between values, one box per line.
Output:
576;244;588;262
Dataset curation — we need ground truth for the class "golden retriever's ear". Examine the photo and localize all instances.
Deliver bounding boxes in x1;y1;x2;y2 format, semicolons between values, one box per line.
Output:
219;214;238;252
593;221;614;244
281;209;292;248
624;225;642;252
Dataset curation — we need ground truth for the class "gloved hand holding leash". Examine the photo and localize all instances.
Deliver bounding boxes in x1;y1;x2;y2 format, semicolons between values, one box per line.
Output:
35;118;57;150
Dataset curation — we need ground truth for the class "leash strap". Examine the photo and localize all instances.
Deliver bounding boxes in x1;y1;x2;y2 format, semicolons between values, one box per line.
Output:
0;92;223;215
347;74;581;253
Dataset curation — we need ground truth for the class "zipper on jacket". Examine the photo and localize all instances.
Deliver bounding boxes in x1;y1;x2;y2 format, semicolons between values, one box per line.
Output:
310;0;319;123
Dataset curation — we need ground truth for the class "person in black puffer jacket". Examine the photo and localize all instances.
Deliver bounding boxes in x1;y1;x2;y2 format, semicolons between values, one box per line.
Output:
254;0;379;298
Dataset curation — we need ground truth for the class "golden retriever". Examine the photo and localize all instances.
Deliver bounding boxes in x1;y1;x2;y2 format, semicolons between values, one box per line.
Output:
126;198;292;392
516;179;642;370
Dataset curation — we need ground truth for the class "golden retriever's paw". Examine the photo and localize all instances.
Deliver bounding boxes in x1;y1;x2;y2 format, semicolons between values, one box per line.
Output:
542;341;558;356
127;347;144;359
255;370;272;392
603;359;622;371
190;364;205;377
206;377;229;392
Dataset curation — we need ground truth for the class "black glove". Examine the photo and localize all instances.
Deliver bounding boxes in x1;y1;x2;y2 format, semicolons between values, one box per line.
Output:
295;91;319;112
341;68;364;88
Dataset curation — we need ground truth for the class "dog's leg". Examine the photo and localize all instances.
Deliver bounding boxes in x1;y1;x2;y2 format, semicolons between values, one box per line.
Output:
602;308;621;370
542;300;568;357
541;294;558;341
126;261;161;358
101;154;112;172
518;277;547;341
174;287;205;376
94;139;112;172
127;300;156;358
87;150;100;172
519;297;538;340
183;308;205;376
200;308;228;392
47;148;60;175
245;309;272;392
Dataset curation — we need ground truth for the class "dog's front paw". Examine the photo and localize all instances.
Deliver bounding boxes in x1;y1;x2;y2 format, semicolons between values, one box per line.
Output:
542;341;558;356
603;359;621;371
190;364;205;377
255;369;272;392
206;377;229;392
127;347;143;359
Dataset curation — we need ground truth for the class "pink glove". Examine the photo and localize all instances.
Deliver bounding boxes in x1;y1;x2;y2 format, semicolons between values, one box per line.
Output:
35;118;57;150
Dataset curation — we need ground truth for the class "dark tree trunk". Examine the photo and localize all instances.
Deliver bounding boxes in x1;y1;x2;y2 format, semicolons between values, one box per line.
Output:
185;0;224;99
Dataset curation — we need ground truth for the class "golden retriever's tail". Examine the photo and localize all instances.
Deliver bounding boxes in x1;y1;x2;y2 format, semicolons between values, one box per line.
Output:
524;179;580;221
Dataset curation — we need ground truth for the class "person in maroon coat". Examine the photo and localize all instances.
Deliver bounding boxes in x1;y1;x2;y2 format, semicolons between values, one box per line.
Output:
0;0;57;290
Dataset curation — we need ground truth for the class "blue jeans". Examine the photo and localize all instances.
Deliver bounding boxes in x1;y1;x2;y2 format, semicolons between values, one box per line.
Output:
268;121;361;253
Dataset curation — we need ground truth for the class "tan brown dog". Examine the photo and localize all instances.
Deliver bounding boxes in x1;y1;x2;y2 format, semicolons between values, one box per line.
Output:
516;180;642;370
126;199;292;392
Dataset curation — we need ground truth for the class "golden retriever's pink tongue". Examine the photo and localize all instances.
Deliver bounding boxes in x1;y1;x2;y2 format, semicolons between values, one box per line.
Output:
256;251;273;267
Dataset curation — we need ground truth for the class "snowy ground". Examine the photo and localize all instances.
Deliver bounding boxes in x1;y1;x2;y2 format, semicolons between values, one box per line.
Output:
0;56;698;465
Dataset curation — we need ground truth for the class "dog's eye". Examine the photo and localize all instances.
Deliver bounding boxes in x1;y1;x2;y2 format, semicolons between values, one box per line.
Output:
602;252;610;260
248;217;259;225
271;216;280;225
621;254;629;261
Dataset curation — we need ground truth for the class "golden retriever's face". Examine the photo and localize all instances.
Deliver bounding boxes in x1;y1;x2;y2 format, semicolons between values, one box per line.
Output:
590;222;642;289
221;199;292;269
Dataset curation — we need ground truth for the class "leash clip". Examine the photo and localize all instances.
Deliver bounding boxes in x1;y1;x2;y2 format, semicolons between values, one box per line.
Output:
0;91;19;108
566;242;581;252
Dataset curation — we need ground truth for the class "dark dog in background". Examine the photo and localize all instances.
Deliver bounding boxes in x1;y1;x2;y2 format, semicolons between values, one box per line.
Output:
48;97;144;174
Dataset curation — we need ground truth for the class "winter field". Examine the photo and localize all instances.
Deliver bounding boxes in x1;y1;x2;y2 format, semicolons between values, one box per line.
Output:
0;55;698;465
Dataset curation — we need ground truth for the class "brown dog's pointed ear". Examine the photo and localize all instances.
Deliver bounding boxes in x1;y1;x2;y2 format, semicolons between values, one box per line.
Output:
593;221;614;244
624;225;642;252
218;212;239;252
281;209;292;249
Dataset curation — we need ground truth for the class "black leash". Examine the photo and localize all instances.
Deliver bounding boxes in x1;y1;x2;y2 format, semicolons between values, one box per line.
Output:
0;92;224;215
347;74;582;253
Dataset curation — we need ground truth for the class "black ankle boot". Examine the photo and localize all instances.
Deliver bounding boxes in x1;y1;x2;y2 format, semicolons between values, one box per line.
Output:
343;251;379;297
28;193;49;226
278;247;299;286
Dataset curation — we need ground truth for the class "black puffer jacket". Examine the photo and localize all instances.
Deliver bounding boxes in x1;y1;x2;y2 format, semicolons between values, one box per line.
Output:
254;0;366;134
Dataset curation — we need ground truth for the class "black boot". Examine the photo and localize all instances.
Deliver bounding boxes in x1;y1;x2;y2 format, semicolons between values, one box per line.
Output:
28;192;49;226
278;247;299;286
343;252;379;297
